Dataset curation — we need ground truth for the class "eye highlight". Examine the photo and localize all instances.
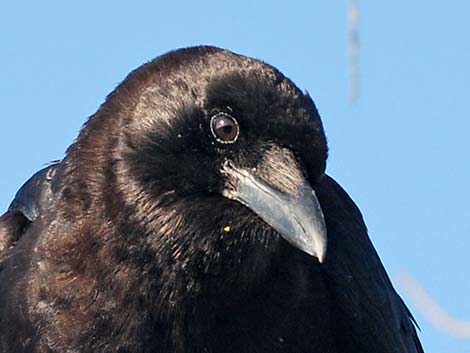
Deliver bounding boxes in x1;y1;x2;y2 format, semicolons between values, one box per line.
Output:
210;112;239;144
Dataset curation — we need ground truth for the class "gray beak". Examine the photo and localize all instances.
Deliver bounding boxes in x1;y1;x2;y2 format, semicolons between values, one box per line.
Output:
221;160;327;262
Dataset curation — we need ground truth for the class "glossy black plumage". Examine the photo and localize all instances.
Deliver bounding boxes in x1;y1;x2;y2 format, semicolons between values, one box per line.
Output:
0;46;424;353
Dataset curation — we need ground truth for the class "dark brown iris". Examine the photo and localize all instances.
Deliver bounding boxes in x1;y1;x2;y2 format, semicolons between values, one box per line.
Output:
210;113;239;144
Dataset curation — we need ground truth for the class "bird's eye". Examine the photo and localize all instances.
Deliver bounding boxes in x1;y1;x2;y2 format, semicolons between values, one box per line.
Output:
210;113;239;144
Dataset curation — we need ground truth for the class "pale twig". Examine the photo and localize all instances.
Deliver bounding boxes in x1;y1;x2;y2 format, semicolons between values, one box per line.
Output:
349;0;360;102
397;273;470;339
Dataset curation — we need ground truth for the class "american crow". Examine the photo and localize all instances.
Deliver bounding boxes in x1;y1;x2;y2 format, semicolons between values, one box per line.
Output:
0;46;424;353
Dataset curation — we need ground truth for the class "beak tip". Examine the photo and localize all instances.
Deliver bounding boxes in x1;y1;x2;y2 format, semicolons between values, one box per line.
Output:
307;244;327;264
302;235;327;263
318;242;327;263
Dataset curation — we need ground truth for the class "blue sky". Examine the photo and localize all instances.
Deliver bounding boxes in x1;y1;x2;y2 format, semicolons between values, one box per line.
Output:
1;2;469;352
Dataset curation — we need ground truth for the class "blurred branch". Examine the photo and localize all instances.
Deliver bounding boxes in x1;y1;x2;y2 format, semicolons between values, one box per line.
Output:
349;0;360;102
397;273;470;339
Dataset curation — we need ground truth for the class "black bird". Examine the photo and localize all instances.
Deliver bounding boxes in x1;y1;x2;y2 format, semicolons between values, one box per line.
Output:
0;46;424;353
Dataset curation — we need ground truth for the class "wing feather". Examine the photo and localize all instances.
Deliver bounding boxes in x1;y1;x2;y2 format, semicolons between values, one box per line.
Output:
0;163;59;262
317;175;424;353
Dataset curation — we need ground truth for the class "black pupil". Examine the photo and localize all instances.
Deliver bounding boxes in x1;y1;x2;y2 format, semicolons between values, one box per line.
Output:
222;125;233;134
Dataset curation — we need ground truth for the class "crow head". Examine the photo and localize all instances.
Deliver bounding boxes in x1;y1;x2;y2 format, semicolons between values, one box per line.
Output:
65;46;328;288
3;46;424;353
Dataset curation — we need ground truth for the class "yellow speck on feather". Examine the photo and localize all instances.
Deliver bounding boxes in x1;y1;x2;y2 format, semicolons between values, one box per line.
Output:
223;226;231;233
